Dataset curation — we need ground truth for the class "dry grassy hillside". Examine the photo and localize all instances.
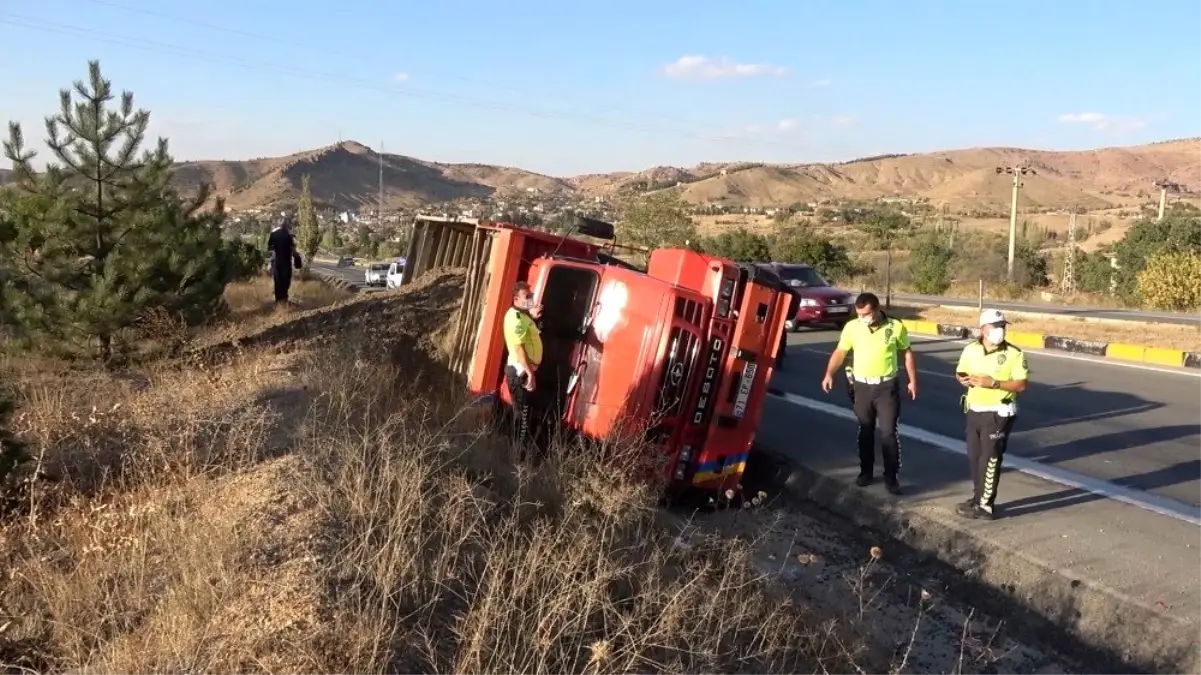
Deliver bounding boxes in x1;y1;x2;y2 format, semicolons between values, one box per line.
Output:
170;141;574;212
438;162;573;194
0;268;1111;674
671;139;1200;211
8;138;1195;214
0;271;880;674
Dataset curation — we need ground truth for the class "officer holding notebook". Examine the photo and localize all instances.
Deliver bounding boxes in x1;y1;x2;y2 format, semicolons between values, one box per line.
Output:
954;309;1029;520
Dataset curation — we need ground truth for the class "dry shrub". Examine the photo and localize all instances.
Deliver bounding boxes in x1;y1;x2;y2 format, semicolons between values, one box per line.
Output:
221;275;351;322
0;278;862;674
300;339;857;674
5;349;305;506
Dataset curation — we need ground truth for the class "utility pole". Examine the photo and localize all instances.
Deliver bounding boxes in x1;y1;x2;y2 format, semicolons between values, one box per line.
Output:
996;163;1036;282
1153;179;1181;221
378;140;385;223
1060;211;1078;296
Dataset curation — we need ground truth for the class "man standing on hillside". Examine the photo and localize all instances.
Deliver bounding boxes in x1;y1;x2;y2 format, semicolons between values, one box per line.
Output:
820;292;918;495
267;214;303;304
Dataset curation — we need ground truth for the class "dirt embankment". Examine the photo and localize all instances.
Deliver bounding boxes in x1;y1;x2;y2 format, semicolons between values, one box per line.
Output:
0;268;1095;674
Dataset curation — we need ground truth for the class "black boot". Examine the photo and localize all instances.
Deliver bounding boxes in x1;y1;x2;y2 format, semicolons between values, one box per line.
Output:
884;475;902;495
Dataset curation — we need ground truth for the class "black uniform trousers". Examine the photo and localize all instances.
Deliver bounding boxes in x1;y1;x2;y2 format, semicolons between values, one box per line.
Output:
965;411;1016;508
850;378;902;479
272;261;293;303
503;365;548;462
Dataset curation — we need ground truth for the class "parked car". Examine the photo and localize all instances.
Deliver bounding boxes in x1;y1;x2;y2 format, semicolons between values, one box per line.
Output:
756;262;855;331
385;259;406;288
364;262;389;287
336;256;354;268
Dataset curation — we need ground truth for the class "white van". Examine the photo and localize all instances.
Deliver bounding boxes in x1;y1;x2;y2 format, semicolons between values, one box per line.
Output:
364;262;389;287
386;260;406;288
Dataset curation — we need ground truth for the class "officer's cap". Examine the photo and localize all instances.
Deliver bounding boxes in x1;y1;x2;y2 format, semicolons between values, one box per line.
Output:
979;309;1007;326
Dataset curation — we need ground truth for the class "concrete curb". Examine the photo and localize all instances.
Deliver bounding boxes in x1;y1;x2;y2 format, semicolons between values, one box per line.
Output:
899;319;1199;370
753;447;1200;674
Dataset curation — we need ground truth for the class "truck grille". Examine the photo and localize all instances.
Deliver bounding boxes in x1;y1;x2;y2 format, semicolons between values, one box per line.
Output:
674;297;702;327
655;326;701;418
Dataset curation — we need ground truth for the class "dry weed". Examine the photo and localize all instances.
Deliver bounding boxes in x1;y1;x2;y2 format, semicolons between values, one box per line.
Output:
0;304;862;674
223;274;350;318
301;343;855;674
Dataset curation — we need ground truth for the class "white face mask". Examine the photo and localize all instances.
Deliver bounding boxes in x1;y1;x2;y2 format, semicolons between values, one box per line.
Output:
858;313;874;325
984;326;1005;344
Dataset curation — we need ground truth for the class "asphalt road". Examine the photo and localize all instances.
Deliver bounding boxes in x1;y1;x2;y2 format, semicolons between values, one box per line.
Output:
775;328;1201;508
310;260;386;293
890;292;1201;327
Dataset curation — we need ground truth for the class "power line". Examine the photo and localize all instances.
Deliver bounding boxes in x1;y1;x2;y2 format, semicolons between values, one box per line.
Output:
0;12;819;154
80;0;740;137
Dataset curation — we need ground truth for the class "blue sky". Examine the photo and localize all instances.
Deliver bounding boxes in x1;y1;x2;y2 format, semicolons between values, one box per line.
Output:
2;0;1199;175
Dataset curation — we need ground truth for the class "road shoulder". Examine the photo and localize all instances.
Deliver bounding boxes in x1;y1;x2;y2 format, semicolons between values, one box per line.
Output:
892;314;1201;370
755;395;1201;674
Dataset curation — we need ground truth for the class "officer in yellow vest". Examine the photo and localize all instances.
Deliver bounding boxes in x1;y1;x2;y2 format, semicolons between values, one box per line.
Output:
503;281;544;451
954;309;1029;520
821;292;919;495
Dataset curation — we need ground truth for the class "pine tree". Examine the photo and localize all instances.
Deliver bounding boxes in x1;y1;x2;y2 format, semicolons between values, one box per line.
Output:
0;216;29;484
1;60;239;361
296;174;320;269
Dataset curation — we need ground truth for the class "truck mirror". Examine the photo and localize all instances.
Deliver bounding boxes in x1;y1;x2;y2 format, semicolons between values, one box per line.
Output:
575;216;616;241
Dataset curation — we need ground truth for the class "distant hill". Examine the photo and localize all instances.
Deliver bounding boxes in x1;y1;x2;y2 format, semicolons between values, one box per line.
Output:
3;138;1198;213
661;139;1201;212
170;140;574;212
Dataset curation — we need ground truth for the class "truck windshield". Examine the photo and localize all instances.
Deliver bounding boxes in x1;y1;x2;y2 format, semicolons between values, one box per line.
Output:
776;265;828;287
370;264;389;271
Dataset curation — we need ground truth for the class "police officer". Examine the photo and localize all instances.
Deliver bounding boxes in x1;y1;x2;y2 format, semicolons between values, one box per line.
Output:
821;292;918;495
954;309;1028;520
503;281;545;455
266;214;302;304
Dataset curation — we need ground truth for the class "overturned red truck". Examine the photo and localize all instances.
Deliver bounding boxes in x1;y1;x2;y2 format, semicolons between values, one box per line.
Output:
400;214;791;495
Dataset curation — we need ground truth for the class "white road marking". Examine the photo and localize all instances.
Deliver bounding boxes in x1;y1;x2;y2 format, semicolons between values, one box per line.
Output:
907;333;1201;378
770;390;1201;527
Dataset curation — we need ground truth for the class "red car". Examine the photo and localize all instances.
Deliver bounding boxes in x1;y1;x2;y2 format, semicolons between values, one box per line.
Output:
756;262;855;331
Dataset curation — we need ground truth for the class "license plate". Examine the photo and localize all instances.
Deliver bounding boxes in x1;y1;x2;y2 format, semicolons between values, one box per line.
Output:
732;362;757;418
827;306;849;314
